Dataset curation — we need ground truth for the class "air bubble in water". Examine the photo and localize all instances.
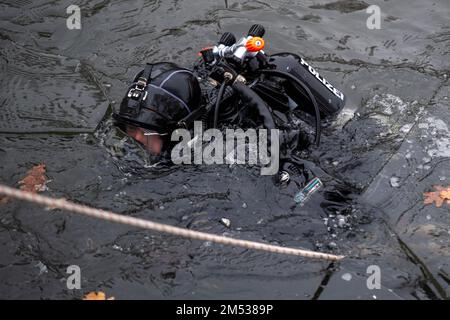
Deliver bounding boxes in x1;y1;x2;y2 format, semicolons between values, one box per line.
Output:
390;176;401;188
341;273;352;281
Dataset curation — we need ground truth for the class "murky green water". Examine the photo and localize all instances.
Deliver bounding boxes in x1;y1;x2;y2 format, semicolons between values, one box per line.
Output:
0;0;449;299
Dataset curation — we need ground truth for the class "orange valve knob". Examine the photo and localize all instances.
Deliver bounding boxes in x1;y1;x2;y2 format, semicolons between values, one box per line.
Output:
245;37;265;52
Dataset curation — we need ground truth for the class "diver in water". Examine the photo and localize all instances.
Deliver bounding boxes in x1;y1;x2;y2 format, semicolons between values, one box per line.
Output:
113;61;201;156
113;25;346;185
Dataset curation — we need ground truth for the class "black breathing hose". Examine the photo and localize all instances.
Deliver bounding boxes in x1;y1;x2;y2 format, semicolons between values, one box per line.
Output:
231;81;276;129
213;81;227;128
258;69;321;146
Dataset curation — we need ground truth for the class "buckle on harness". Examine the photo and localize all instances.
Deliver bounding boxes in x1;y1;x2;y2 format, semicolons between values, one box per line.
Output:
136;77;147;90
127;78;148;101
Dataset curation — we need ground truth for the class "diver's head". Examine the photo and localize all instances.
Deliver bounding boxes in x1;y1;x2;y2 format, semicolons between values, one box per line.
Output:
123;124;167;155
113;62;201;155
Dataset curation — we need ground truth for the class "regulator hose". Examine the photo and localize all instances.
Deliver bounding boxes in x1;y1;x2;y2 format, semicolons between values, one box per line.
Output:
258;69;321;146
231;81;276;130
213;81;227;129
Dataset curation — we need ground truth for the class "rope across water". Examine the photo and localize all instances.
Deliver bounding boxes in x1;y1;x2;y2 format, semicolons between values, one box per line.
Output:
0;184;344;262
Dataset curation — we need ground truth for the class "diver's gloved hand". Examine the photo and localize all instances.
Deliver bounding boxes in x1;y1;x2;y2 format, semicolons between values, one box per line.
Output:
274;160;309;187
273;129;310;187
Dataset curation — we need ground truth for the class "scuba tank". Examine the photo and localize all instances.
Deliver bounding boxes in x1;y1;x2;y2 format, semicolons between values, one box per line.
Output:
196;24;346;146
200;25;345;119
267;53;345;118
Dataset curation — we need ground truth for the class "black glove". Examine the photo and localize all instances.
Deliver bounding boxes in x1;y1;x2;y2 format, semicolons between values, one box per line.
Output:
275;160;309;187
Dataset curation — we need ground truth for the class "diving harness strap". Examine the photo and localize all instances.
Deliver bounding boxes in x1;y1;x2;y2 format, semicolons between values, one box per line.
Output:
126;63;153;115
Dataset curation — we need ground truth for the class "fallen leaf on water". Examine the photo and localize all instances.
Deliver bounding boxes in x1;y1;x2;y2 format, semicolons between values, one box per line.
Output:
0;163;48;204
18;164;48;193
1;164;49;205
83;291;115;300
439;187;450;204
423;185;449;208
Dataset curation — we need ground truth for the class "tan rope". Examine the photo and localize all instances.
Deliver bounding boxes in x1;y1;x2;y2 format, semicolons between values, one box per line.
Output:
0;184;344;261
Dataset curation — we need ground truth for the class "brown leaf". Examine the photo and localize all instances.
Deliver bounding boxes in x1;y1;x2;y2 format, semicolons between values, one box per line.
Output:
83;291;115;300
439;187;450;203
1;164;49;206
423;185;448;208
18;164;48;193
